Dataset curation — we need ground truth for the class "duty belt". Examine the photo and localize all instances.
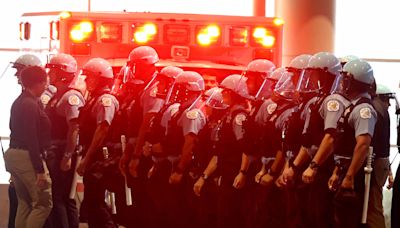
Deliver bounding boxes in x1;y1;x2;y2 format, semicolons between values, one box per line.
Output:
333;154;352;168
151;155;181;165
261;156;275;165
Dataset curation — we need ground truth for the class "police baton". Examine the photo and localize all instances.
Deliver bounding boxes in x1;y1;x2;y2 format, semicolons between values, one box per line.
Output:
361;146;373;224
121;135;133;206
69;138;83;199
103;147;117;214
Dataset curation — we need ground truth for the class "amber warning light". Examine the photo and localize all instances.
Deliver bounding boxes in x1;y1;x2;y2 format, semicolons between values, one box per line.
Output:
252;27;275;48
132;23;157;44
196;24;220;46
70;21;94;42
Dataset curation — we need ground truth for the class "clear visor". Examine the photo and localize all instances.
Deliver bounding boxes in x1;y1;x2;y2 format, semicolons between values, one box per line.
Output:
330;71;354;95
168;83;189;104
123;65;144;85
254;77;278;100
296;68;324;94
155;76;175;102
68;73;87;95
297;68;340;95
204;88;228;109
274;71;299;100
0;62;16;80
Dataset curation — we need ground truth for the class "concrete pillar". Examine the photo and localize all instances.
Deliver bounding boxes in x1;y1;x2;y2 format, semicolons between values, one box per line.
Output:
276;0;336;66
253;0;266;16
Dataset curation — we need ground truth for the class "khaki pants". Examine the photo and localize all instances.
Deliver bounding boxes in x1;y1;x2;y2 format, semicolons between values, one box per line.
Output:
4;148;52;228
367;157;390;228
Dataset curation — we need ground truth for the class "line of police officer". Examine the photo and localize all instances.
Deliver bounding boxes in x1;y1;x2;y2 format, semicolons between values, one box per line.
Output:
6;47;395;228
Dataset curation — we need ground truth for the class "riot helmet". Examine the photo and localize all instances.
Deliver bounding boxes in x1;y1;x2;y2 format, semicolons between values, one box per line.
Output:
243;59;276;98
297;52;341;97
45;53;77;84
340;59;374;97
125;46;159;85
81;58;114;92
156;66;183;101
169;71;205;104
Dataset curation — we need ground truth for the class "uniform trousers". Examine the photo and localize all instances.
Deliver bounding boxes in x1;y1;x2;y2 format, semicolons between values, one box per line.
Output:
46;147;79;228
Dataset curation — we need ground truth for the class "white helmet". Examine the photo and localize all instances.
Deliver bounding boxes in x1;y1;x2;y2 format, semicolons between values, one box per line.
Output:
128;46;159;65
296;52;342;95
246;59;276;76
159;66;184;79
220;74;250;99
339;55;359;65
12;54;42;68
342;59;374;85
46;53;77;73
288;54;312;70
175;71;205;92
82;58;114;79
307;52;341;75
376;84;392;95
269;67;287;81
204;87;227;109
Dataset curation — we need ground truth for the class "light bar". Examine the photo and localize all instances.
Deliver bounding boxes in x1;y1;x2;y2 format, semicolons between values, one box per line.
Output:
196;24;221;46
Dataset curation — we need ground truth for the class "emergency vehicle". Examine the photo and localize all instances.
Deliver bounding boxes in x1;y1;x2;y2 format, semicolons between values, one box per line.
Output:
18;11;283;81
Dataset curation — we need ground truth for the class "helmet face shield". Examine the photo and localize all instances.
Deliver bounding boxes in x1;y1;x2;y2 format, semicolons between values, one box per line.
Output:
204;87;228;110
254;77;278;100
297;68;338;95
274;71;300;100
296;68;323;94
68;74;87;95
155;75;175;100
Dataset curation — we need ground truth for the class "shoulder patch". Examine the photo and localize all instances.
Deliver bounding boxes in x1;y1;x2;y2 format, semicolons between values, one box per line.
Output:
149;87;158;98
327;100;339;112
40;94;51;105
186;109;199;120
68;95;80;106
360;107;372;119
267;103;277;114
235;113;247;126
101;97;112;107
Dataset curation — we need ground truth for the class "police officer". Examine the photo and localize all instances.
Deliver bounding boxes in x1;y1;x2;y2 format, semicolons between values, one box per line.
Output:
76;58;119;228
368;84;394;228
146;71;206;228
330;59;377;227
43;53;81;228
118;63;182;227
281;52;344;228
251;66;288;227
211;74;250;228
192;87;227;228
119;46;161;178
240;59;276;227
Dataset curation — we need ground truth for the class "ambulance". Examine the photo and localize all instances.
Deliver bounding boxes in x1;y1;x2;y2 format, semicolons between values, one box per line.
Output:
18;11;283;82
